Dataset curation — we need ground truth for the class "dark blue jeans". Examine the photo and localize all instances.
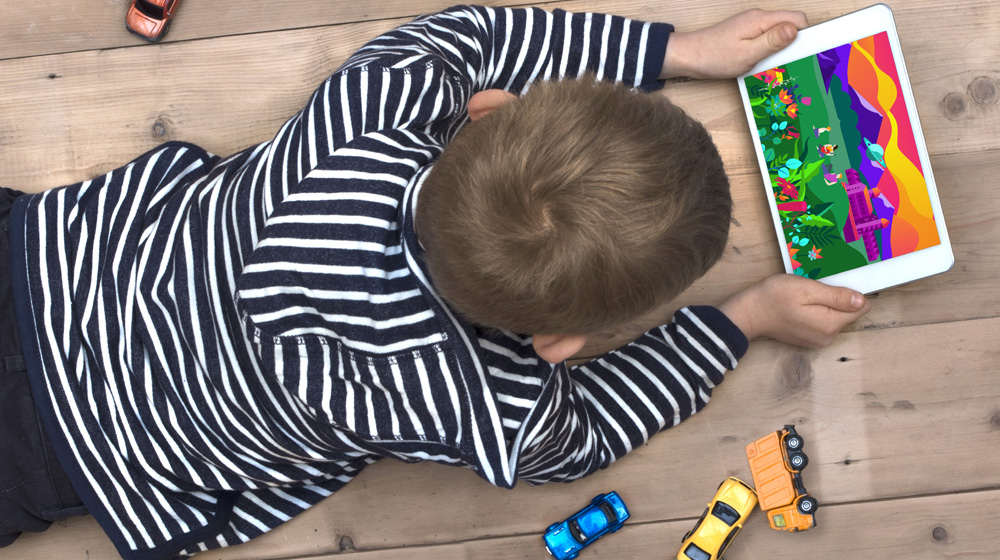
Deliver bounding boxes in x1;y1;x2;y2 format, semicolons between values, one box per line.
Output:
1;187;86;547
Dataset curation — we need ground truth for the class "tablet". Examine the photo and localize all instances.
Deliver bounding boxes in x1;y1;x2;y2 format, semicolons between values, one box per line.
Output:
737;4;953;294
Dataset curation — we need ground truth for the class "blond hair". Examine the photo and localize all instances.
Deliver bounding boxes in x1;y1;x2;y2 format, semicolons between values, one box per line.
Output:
417;76;731;335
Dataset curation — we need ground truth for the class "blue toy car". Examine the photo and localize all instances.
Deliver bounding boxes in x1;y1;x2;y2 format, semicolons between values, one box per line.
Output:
543;492;630;559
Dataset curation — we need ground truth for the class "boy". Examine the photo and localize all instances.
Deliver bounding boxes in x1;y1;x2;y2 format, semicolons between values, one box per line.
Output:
1;5;869;558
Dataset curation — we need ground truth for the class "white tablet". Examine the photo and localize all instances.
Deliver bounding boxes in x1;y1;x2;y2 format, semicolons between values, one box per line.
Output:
737;4;953;294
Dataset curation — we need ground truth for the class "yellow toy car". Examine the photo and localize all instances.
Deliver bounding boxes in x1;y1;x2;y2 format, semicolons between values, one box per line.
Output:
677;477;758;560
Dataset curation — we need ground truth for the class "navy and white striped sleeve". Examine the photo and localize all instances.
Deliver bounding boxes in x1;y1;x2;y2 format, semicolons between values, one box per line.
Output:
257;5;672;246
517;307;748;484
334;5;673;116
309;5;672;142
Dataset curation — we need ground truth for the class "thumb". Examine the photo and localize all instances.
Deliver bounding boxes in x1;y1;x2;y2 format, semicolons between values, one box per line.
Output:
759;22;798;54
816;285;867;313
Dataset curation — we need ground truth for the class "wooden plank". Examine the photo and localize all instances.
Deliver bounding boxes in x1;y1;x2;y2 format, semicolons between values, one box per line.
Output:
195;315;1000;557
0;515;116;560
0;0;542;60
5;485;999;558
2;0;997;192
1;2;997;559
0;16;417;193
284;490;1000;559
1;2;996;339
5;316;995;559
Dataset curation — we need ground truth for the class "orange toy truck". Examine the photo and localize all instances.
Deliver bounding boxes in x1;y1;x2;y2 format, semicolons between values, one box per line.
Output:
745;425;818;531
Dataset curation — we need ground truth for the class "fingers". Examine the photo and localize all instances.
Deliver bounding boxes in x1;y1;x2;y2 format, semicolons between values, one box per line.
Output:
740;9;808;64
816;298;871;346
665;9;809;80
748;275;872;348
809;282;867;312
769;23;798;49
825;295;871;328
748;21;798;61
746;9;809;34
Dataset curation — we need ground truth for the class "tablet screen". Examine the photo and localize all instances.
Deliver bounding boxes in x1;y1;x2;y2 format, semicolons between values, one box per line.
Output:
743;31;941;281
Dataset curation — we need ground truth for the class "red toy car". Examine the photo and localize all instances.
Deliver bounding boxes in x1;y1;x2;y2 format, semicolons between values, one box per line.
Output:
126;0;181;42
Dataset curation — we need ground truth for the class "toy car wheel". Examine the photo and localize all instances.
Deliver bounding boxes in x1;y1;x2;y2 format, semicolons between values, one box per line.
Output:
797;496;818;514
681;529;691;542
789;452;808;470
785;435;803;451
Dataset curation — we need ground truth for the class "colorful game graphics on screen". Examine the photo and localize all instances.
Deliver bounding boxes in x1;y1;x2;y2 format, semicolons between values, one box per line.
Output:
745;32;941;280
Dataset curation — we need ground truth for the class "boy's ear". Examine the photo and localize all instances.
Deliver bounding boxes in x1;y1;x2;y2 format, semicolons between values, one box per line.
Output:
531;333;588;364
468;89;518;121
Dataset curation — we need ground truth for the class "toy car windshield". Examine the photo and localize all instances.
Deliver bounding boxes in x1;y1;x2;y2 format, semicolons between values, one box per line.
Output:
711;501;741;526
572;502;616;542
683;542;711;560
597;502;618;523
568;520;587;543
134;0;166;19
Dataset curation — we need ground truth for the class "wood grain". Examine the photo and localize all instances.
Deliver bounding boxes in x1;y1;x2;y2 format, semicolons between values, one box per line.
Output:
3;316;996;559
1;1;997;559
7;475;1000;559
270;490;1000;559
0;0;540;60
2;0;997;192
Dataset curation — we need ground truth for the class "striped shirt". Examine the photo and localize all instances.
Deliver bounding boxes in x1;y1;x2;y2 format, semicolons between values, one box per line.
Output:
9;6;747;559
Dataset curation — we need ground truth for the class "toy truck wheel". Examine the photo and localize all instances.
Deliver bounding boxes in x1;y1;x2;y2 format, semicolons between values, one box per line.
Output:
789;452;808;470
785;435;803;451
797;496;818;514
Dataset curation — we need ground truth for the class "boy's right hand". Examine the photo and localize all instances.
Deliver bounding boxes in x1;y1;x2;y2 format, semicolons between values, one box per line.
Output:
662;9;809;80
719;274;871;348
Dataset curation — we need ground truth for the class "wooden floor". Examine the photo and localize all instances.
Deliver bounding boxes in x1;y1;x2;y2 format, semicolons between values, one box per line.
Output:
2;0;999;558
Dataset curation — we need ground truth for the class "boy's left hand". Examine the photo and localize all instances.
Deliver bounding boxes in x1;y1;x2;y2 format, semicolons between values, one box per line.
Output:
719;274;872;348
662;9;809;80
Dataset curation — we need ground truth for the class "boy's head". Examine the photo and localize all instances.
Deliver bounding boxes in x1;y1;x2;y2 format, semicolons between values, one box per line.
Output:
417;76;731;356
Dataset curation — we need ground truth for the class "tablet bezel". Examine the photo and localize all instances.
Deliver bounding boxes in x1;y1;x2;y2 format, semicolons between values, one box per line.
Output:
737;3;954;294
